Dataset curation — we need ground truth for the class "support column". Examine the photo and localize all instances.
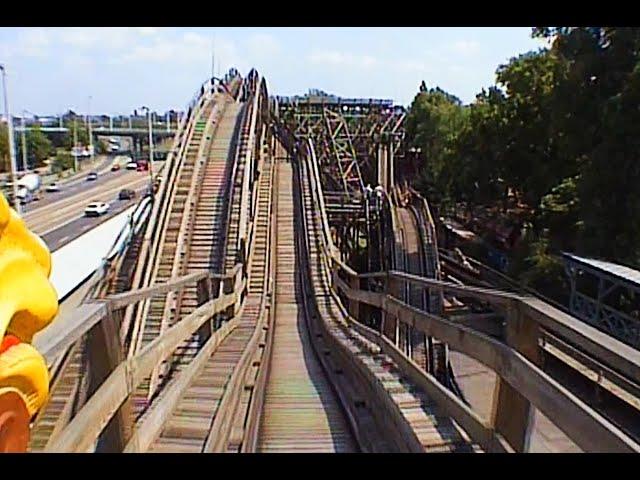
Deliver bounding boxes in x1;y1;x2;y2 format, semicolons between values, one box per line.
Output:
86;306;132;452
387;139;394;190
382;275;402;344
377;142;387;190
490;301;542;452
348;274;360;321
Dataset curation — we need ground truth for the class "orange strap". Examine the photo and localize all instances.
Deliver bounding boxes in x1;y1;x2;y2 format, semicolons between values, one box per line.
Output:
0;335;20;355
0;390;30;452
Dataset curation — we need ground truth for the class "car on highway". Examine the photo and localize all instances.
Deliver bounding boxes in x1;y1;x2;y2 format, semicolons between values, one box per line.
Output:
126;161;138;170
86;172;99;181
45;182;61;192
111;163;121;171
84;201;110;217
118;189;136;200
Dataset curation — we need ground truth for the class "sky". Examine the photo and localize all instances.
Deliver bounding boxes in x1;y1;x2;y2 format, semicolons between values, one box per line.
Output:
0;27;546;116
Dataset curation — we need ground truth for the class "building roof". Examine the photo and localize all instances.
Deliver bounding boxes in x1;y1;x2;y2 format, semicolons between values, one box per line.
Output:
563;252;640;287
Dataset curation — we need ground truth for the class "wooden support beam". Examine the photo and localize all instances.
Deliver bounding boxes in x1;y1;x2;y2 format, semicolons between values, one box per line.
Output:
333;278;640;452
348;274;360;321
44;289;240;453
490;301;541;452
86;307;132;452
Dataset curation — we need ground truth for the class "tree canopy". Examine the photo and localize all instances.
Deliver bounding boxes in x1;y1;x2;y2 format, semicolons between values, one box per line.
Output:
19;125;54;169
405;26;640;291
0;122;8;173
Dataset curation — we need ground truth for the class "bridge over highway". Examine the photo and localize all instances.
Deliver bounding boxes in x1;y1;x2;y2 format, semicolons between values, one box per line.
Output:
1;67;640;453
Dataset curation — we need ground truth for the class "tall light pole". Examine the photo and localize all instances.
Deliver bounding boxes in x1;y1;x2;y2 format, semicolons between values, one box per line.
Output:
20;109;38;172
140;106;153;191
20;112;27;171
87;96;94;164
0;64;20;214
73;119;78;172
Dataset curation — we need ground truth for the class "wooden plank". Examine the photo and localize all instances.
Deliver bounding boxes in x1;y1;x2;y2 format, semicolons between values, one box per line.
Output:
44;292;238;452
521;298;640;384
107;272;208;310
123;320;236;453
34;302;107;365
390;270;518;306
381;271;640;385
86;308;131;452
490;301;541;452
336;284;640;452
356;320;512;453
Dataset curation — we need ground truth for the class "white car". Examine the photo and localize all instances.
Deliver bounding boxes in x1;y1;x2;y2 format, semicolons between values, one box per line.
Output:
45;182;61;192
126;161;138;170
84;201;110;217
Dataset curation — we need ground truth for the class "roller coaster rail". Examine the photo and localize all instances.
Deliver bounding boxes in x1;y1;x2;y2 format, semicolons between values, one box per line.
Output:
9;67;640;454
301;132;640;453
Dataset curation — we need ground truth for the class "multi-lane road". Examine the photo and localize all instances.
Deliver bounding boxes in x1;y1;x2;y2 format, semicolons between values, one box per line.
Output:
22;161;154;252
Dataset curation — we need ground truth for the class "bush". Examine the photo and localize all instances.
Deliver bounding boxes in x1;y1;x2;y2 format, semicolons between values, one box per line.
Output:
52;152;75;174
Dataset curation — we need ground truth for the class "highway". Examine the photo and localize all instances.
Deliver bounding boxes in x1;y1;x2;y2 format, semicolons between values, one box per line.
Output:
22;164;153;251
21;156;121;214
40;192;143;251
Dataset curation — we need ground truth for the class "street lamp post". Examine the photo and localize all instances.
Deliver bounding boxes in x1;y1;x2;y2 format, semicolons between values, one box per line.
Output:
0;64;21;214
88;96;94;164
73;119;78;172
20;113;27;171
141;106;154;192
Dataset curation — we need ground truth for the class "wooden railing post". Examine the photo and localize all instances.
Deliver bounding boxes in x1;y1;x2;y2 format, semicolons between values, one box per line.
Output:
383;275;401;345
348;274;360;321
490;300;542;452
86;304;132;452
196;277;214;342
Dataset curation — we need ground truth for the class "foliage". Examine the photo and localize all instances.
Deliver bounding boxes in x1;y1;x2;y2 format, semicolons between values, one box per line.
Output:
406;26;640;293
52;151;75;174
0;122;8;173
61;121;90;149
20;125;53;169
96;139;108;155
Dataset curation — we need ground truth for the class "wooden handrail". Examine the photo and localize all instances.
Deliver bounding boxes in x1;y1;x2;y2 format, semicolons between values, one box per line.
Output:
44;273;246;452
299;130;640;452
332;271;640;452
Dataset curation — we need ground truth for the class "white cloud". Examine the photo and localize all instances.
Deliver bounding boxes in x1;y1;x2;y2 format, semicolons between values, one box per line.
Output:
395;60;429;73
115;31;239;73
59;27;150;51
137;27;158;36
451;40;481;55
246;33;281;57
1;28;51;58
61;55;94;69
308;50;379;69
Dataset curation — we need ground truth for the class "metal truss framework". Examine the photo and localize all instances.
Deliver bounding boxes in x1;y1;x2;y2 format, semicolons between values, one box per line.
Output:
564;256;640;349
277;96;407;274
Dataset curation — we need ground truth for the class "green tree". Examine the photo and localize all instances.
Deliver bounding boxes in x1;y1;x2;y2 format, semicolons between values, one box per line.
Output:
22;125;53;169
96;139;108;154
405;84;467;205
52;151;75;174
0;122;9;173
536;27;640;263
62;121;90;149
405;26;640;297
